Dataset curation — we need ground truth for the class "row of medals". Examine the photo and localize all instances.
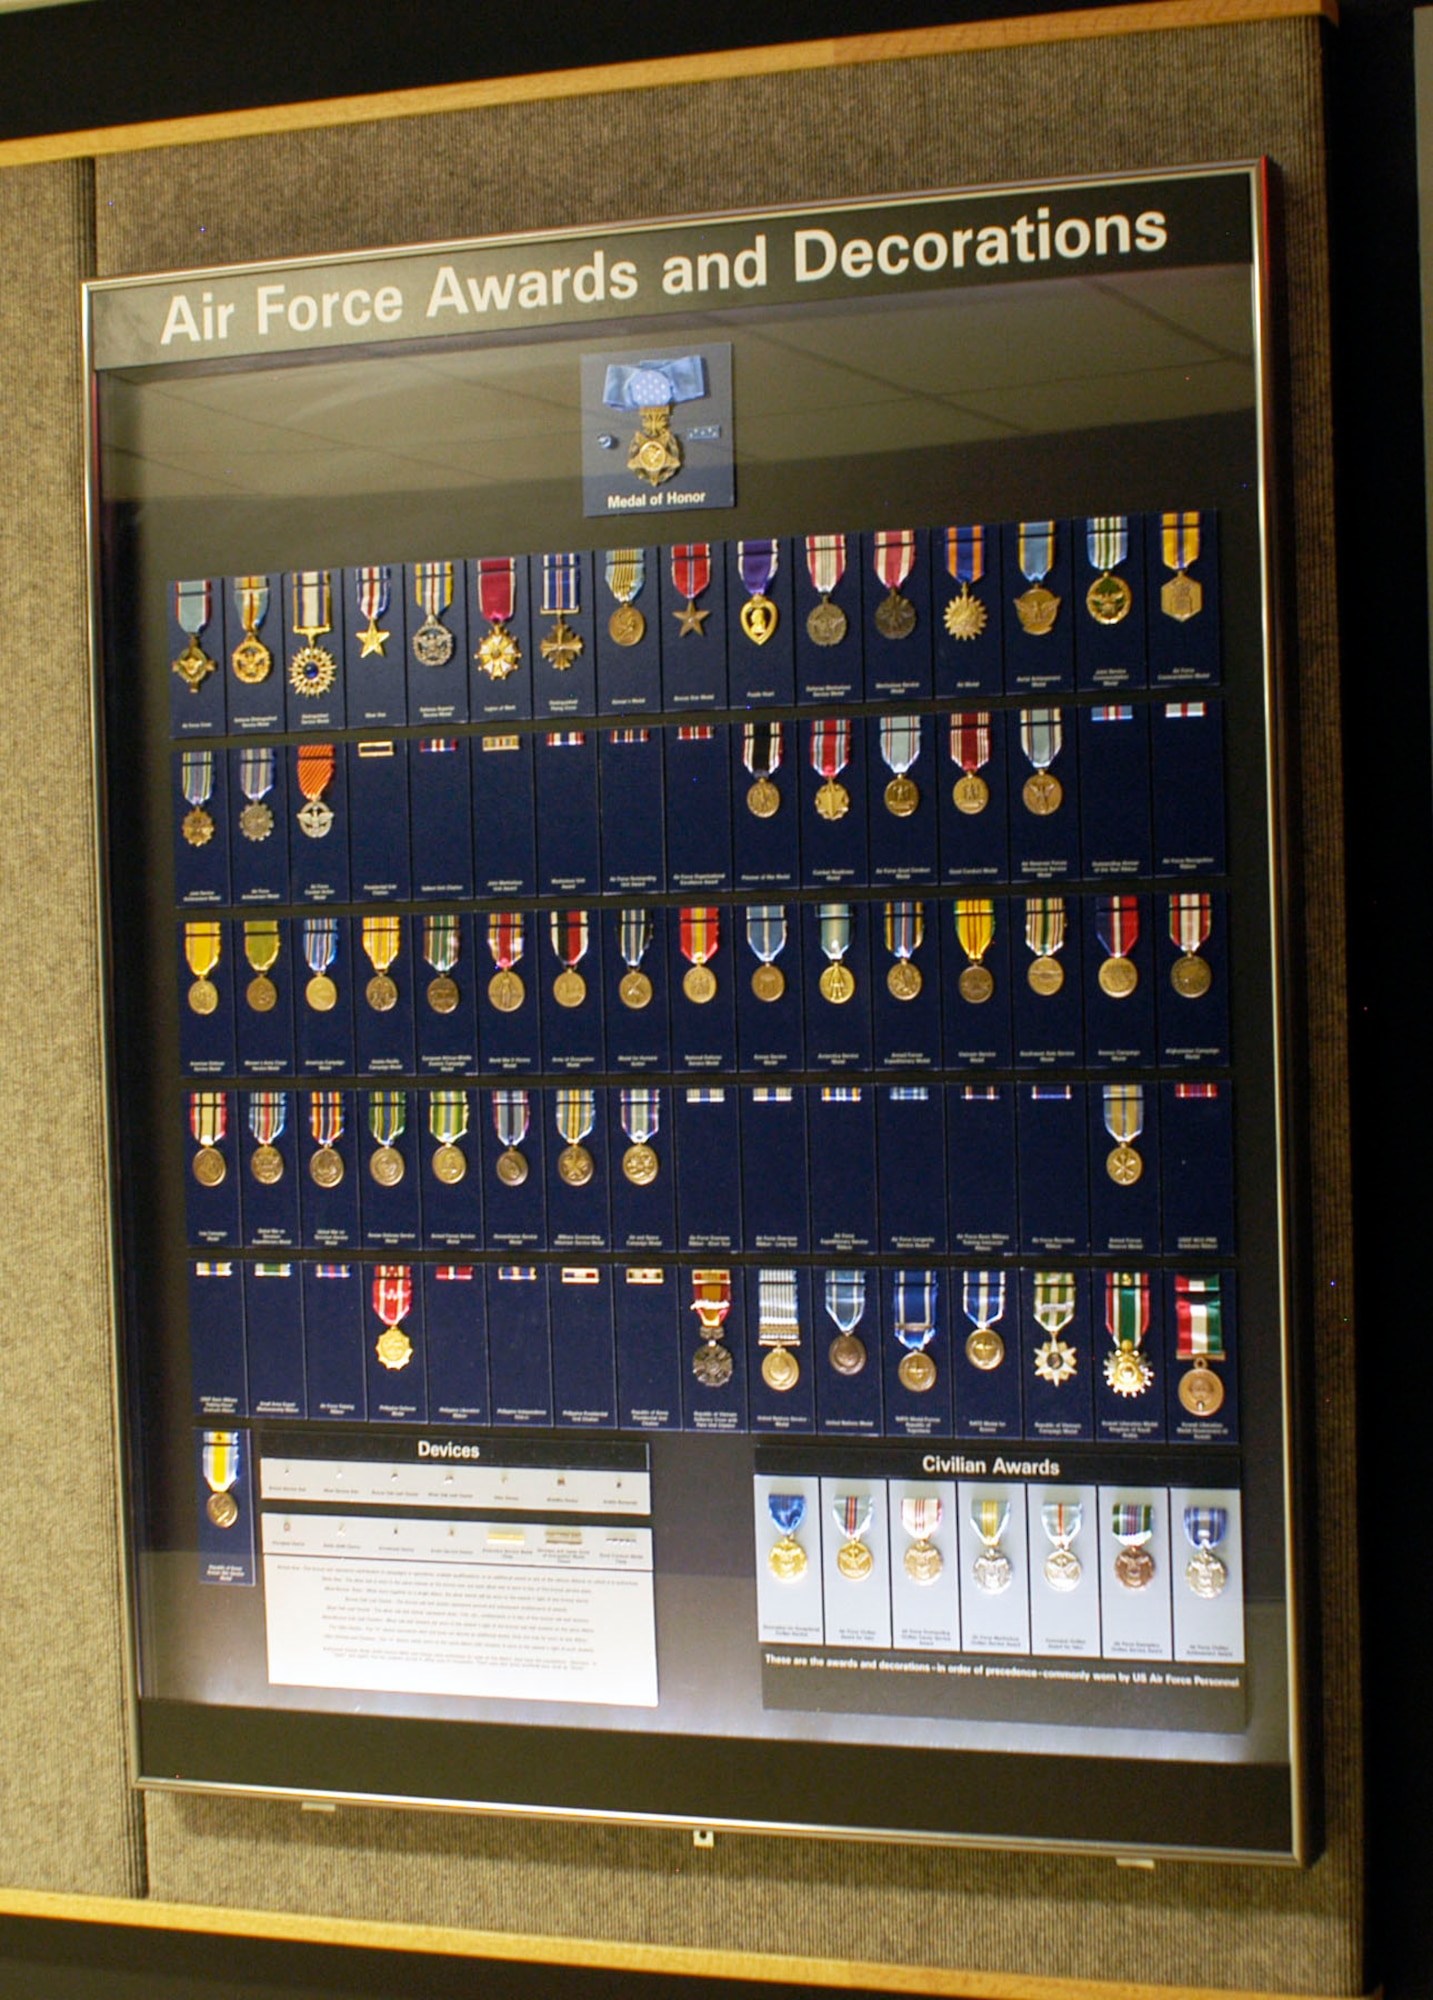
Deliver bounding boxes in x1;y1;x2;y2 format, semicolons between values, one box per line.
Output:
772;1533;1224;1596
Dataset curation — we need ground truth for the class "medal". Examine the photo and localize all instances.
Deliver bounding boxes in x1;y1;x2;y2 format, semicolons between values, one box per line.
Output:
603;354;707;488
1024;897;1066;995
361;915;401;1012
354;564;391;656
894;1268;939;1391
942;525;988;639
202;1431;241;1528
1176;1273;1227;1414
954;899;996;1004
295;741;336;838
302;916;339;1012
1097;894;1140;996
737;538;779;645
670;543;711;637
971;1497;1013;1593
1031;1271;1078;1385
423;912;461;1013
949;713;992;814
962;1269;1007;1371
474;557;522;678
1013;520;1060;634
492;1089;530;1186
180;749;216;845
1183;1506;1230;1597
372;1264;415;1371
901;1496;944;1584
605;548;646;645
742;720;783;817
758;1266;802;1390
810;717;851;820
817;902;855;1004
549;910;589;1008
237;745;276;841
616;908;654;1009
884;901;924;1000
539;552;583;671
746;906;787;1002
368;1089;407;1186
680;907;719;1002
172;578;217;691
429;1089;469;1184
289;572;338;695
1018;708;1064;814
243;918;281;1012
184;920;222;1014
555;1087;596;1186
690;1268;733;1386
1041;1500;1084;1590
619;1087;661;1185
872;528;917;638
486;912;526;1013
1113;1502;1157;1589
1169;892;1213;997
1085;516;1133;623
230;575;272;684
767;1492;809;1581
412;560;456;666
1160;511;1204;621
1104;1272;1153;1396
879;713;922;815
804;533;848;644
824;1267;867;1376
247;1090;287;1184
189;1091;227;1186
308;1090;345;1187
832;1494;875;1581
1103;1082;1145;1183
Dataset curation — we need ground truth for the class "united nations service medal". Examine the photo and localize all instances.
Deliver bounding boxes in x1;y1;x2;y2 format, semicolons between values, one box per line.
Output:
609;603;645;647
819;963;855;1005
958;964;995;1005
427;974;460;1015
874;587;916;640
553;969;588;1009
883;775;919;817
1027;956;1064;996
246;973;277;1012
432;1143;466;1185
183;807;215;846
192;1147;226;1187
768;1536;807;1582
740;594;778;645
1021;771;1063;816
376;1324;413;1371
188;976;219;1015
746;777;780;818
898;1350;936;1393
683;964;717;1004
619;969;653;1010
366;973;398;1012
370;1145;405;1187
1106;1142;1142;1185
943;582;987;640
558;1142;594;1186
1045;1546;1082;1590
761;1347;800;1392
1105;1345;1154;1396
488;969;525;1013
1178;1365;1225;1415
1172;954;1212;998
953;773;990;815
496;1146;528;1187
1186;1545;1227;1598
250;1144;284;1185
1034;1336;1078;1386
1161;570;1203;622
310;1145;344;1188
965;1326;1005;1371
1115;1544;1156;1590
1099;956;1138;997
751;964;785;1003
1086;572;1133;624
622;1143;659;1186
305;973;337;1012
887;960;922;1001
1014;583;1060;635
692;1340;733;1386
206;1491;240;1529
806;597;847;646
815;779;849;822
239;801;274;841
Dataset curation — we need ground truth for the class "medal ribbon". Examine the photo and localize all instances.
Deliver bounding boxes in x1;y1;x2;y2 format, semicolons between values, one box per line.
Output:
1025;897;1065;959
1087;516;1128;572
181;750;214;808
175;579;212;635
315;1264;350;1279
310;1091;344;1146
833;1494;873;1541
542;553;580;615
243;919;280;975
238;746;275;806
945;526;985;586
550;910;590;971
818;903;852;966
691;1269;731;1334
547;730;586;749
609;727;651;745
884;901;923;962
737;539;779;598
874;529;915;590
805;534;846;595
742;720;782;776
950;714;991;774
556;1088;595;1146
758;1269;800;1340
477;558;516;624
415;562;453;618
974;1498;1010;1546
894;1270;937;1349
810;718;850;779
821;1086;861;1102
670;545;711;602
879;714;921;777
184;921;222;979
1170;893;1212;954
1019;709;1062;772
1042;1500;1082;1546
487;912;523;971
620;1088;660;1145
1094;704;1134;723
963;1269;1006;1334
1176;1274;1224;1358
233;577;268;633
1106;1272;1150;1346
189;1092;226;1146
1017;521;1055;585
203;1432;239;1496
902;1496;943;1540
769;1493;806;1534
436;1265;475;1282
193;1263;233;1276
373;1265;413;1327
746;906;786;964
303;917;338;976
361;915;401;975
297;743;335;802
678;722;715;742
248;1091;286;1145
368;1090;406;1147
1098;896;1139;960
1104;1083;1144;1145
292;571;331;638
1183;1506;1228;1551
430;1090;469;1145
680;908;719;967
424;914;460;975
823;1269;866;1333
1033;1272;1076;1335
493;1089;529;1147
1032;1083;1071;1101
1161;512;1201;572
955;899;995;965
357;566;390;620
605;549;644;606
1166;700;1207;719
1113;1503;1154;1549
419;737;456;755
1175;1081;1219;1100
618;909;652;970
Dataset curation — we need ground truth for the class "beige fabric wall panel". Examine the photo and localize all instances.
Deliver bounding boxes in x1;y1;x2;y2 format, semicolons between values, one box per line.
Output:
0;157;146;1900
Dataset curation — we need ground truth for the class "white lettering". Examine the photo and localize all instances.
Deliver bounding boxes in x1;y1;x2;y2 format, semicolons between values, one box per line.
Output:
975;225;1009;267
1135;209;1168;251
256;283;287;334
1055;217;1092;258
733;234;767;288
573;251;605;304
840;237;873;278
468;270;517;312
876;233;910;276
425;265;468;317
1095;214;1132;255
374;286;402;324
287;294;318;332
609;259;639;301
951;228;975;268
159;295;201;345
794;228;837;282
912;230;947;272
517;270;549;308
661;254;694;296
697;250;730;292
342;289;372;327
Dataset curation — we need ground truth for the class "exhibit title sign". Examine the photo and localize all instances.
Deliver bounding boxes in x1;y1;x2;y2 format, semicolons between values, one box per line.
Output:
89;172;1254;371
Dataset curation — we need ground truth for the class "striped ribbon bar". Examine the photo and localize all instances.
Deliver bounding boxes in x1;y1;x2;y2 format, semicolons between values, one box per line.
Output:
1175;1275;1223;1357
1017;522;1055;584
303;918;338;974
541;553;581;614
487;912;523;969
368;1090;406;1146
414;562;453;617
493;1090;529;1146
945;526;984;585
823;1269;866;1332
248;1091;286;1144
190;1092;226;1146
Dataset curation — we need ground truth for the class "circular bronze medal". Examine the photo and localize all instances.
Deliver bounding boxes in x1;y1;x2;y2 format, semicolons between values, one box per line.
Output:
1171;953;1212;998
1022;771;1063;815
959;963;995;1004
905;1541;944;1584
608;603;645;647
310;1145;344;1188
815;779;849;821
188;976;219;1015
558;1142;594;1186
683;964;717;1004
305;973;337;1012
231;632;272;684
874;587;916;640
1086;572;1133;624
1014;583;1060;635
250;1144;284;1185
370;1145;405;1187
819;963;855;1004
740;595;777;645
1178;1365;1225;1415
206;1491;240;1529
768;1537;807;1581
1044;1547;1082;1591
828;1333;867;1376
246;973;278;1012
192;1146;226;1187
622;1143;659;1186
366;973;398;1012
806;597;847;646
887;960;922;1001
488;969;525;1012
884;775;919;817
761;1347;800;1392
746;777;780;818
692;1341;733;1386
239;801;274;841
898;1350;936;1393
1107;1142;1143;1185
943;585;987;640
1115;1545;1156;1591
553;969;588;1009
619;969;653;1010
427;974;460;1014
1099;956;1139;997
1027;955;1064;996
837;1540;874;1581
952;772;990;814
432;1143;466;1185
496;1146;528;1187
376;1324;413;1371
965;1327;1005;1371
182;807;215;847
751;964;785;1003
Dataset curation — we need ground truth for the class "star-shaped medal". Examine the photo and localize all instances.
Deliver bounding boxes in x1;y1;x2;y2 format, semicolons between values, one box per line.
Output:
674;598;709;637
359;618;390;657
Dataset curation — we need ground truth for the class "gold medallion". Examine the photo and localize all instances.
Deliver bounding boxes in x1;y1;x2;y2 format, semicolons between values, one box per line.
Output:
477;627;522;680
188;976;219;1016
496;1146;528;1187
884;775;919;817
310;1145;344;1188
375;1324;413;1371
1161;571;1203;622
192;1147;226;1188
427;974;460;1015
182;807;215;847
815;778;849;821
905;1541;944;1584
172;635;216;692
965;1326;1005;1371
1115;1545;1156;1590
1086;572;1133;624
828;1333;866;1376
746;777;780;818
558;1142;594;1186
1171;954;1212;998
622;1143;659;1186
943;584;987;640
1099;956;1139;997
366;973;398;1012
751;963;785;1003
958;963;995;1005
740;595;778;645
206;1491;240;1528
819;963;855;1005
239;801;274;841
874;587;916;639
1033;1336;1078;1385
358;618;389;657
837;1540;874;1581
370;1145;405;1187
1106;1142;1143;1185
246;974;278;1013
288;643;338;696
887;961;922;1001
540;616;583;672
768;1536;807;1581
692;1341;733;1386
1027;955;1064;996
629;408;682;486
250;1144;284;1185
761;1347;800;1392
1105;1345;1154;1396
1021;771;1063;815
806;597;847;646
1014;583;1061;635
619;969;653;1010
683;964;717;1004
305;973;337;1012
898;1350;936;1393
488;968;526;1013
432;1143;466;1185
952;773;990;815
553;969;587;1009
231;632;272;684
1178;1366;1225;1416
1186;1548;1228;1598
609;603;645;647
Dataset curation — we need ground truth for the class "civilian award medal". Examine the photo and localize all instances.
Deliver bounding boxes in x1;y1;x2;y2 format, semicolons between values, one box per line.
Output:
1176;1273;1227;1414
817;903;855;1004
355;564;391;656
737;538;779;645
615;907;653;1009
289;571;338;695
412;560;455;666
950;713;992;814
972;1497;1013;1593
243;918;280;1011
690;1270;733;1385
743;720;783;818
620;1088;660;1185
884;901;923;1000
1086;515;1133;623
368;1089;406;1186
203;1432;241;1528
1019;708;1064;814
302;916;339;1012
1104;1272;1153;1396
230;575;272;684
1160;511;1204;621
824;1268;867;1377
361;914;401;1012
493;1089;530;1185
833;1494;875;1581
1041;1500;1083;1590
181;749;216;845
767;1493;809;1580
602;355;708;488
247;1090;286;1184
804;533;848;645
373;1265;414;1370
1031;1271;1078;1385
1013;519;1060;634
943;525;988;640
747;906;787;1002
1170;892;1213;997
955;899;996;1004
872;528;917;638
539;552;583;671
605;548;646;645
1183;1506;1229;1597
237;745;276;840
670;544;711;637
430;1090;469;1184
295;742;335;838
1104;1082;1144;1183
423;913;461;1014
1025;897;1066;995
555;1087;596;1185
680;907;719;1003
550;910;590;1008
309;1091;345;1187
190;1092;227;1186
185;920;222;1014
487;912;526;1013
879;713;921;815
1097;895;1140;996
963;1269;1006;1370
1113;1502;1156;1589
172;578;217;691
901;1496;944;1584
810;717;851;820
758;1267;802;1390
475;557;521;678
895;1269;939;1391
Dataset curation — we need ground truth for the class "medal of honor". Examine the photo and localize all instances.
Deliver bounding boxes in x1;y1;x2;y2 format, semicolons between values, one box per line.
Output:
603;355;708;489
429;1089;469;1185
302;916;340;1012
737;538;779;644
247;1090;287;1184
873;529;917;638
354;565;391;656
486;912;526;1013
954;899;996;1004
373;1265;414;1371
833;1494;875;1581
767;1492;809;1581
817;903;855;1004
367;1089;407;1186
243;918;281;1012
758;1266;803;1389
1170;892;1214;996
619;1087;660;1185
810;717;851;820
190;1092;228;1186
879;713;922;815
949;713;993;814
804;533;849;644
1031;1271;1078;1385
605;548;646;645
1183;1506;1230;1597
1175;1273;1227;1414
1097;894;1140;996
690;1269;733;1386
962;1269;1007;1370
180;749;216;845
1041;1500;1084;1590
746;906;787;1002
474;557;522;678
1160;511;1204;621
742;720;783;817
1018;707;1064;814
1103;1082;1145;1183
556;1088;597;1186
616;908;653;1009
943;525;989;639
900;1496;944;1584
230;576;272;684
670;544;712;637
1113;1502;1157;1589
411;561;456;666
423;912;461;1013
202;1431;241;1528
492;1089;530;1185
550;910;590;1007
823;1268;867;1377
972;1497;1013;1593
237;745;277;841
680;907;719;1002
1014;520;1061;634
172;578;217;691
1085;515;1133;623
1024;897;1066;995
539;552;583;671
894;1269;939;1391
184;920;223;1015
1104;1272;1154;1396
308;1090;345;1187
884;901;924;1001
289;572;338;695
361;914;401;1012
295;742;336;839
